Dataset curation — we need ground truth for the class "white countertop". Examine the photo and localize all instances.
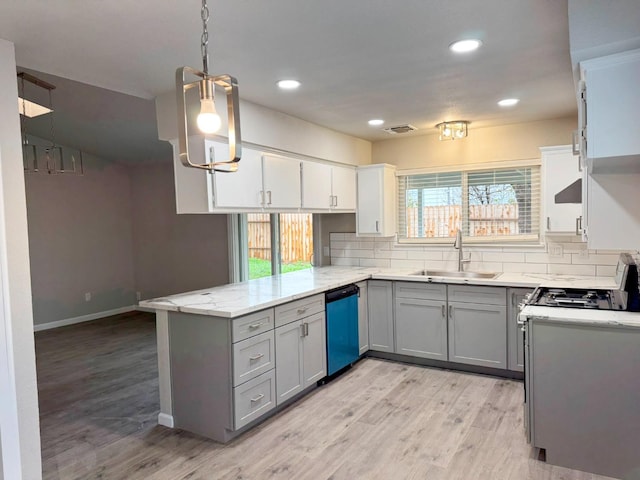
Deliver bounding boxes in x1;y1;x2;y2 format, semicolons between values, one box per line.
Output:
521;304;640;328
141;266;619;318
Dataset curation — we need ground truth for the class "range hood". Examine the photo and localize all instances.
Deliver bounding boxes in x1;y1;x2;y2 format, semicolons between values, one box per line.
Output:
554;178;582;204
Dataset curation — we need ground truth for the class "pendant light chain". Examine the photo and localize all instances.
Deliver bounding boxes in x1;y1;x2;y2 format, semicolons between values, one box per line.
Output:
201;0;210;74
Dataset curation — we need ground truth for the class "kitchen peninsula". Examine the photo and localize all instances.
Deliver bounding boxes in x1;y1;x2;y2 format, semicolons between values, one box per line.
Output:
141;266;617;443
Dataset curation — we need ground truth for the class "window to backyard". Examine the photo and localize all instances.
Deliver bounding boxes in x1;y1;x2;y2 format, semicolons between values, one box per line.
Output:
397;165;540;243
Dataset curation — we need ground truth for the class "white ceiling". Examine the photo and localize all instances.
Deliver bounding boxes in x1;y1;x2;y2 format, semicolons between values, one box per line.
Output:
1;0;579;162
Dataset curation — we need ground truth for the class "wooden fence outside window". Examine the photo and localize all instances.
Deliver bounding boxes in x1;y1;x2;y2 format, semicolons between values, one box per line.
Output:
247;213;313;264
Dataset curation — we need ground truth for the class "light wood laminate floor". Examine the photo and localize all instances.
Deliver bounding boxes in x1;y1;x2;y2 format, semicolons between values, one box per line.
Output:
36;312;615;480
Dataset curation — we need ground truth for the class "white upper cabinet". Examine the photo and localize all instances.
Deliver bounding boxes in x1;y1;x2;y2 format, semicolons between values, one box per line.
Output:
262;154;301;210
301;161;333;209
213;144;263;209
581;49;640;172
541;145;582;234
331;165;357;211
357;164;397;237
301;162;357;211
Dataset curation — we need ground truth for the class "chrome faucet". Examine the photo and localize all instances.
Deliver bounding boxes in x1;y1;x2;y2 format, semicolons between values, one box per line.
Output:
453;229;471;272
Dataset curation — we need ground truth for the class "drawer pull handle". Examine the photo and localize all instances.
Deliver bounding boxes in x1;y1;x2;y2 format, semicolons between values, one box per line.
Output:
250;393;265;403
297;307;308;314
248;323;263;330
249;353;264;361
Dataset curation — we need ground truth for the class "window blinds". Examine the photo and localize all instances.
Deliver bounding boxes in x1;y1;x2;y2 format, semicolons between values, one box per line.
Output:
397;166;541;241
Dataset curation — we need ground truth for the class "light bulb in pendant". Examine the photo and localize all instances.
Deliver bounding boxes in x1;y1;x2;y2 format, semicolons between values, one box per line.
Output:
197;78;221;134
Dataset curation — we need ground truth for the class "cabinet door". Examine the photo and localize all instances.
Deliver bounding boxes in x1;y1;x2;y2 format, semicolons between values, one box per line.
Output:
507;288;533;372
448;302;507;369
213;146;264;208
357;167;384;235
274;320;304;405
331;165;357;211
262;154;301;209
302;312;327;387
301;161;332;210
541;146;582;233
395;298;447;360
367;280;394;352
357;281;369;355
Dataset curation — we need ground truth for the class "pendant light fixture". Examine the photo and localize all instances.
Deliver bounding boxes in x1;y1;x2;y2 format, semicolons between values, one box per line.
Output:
176;0;242;172
18;72;83;175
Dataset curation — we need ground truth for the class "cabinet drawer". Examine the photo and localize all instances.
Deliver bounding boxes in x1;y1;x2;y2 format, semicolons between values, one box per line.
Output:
447;285;506;305
275;294;325;328
395;281;446;301
233;330;275;386
233;369;276;430
232;308;274;343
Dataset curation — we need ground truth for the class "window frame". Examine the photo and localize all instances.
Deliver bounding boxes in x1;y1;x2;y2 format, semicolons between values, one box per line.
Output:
396;159;542;245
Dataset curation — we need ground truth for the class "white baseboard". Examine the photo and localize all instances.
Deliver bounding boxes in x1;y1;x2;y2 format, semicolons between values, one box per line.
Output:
158;412;174;428
33;305;137;332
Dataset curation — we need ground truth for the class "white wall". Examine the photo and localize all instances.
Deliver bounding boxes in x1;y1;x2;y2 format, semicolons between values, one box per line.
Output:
25;150;136;326
372;116;577;170
130;162;229;299
0;38;42;480
155;91;372;166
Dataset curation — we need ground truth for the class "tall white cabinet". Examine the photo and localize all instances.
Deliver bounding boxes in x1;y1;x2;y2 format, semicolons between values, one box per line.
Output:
356;164;397;237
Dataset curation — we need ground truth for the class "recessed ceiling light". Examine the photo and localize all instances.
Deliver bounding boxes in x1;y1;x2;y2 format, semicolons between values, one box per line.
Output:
449;39;482;53
277;79;301;90
368;119;384;126
498;98;520;107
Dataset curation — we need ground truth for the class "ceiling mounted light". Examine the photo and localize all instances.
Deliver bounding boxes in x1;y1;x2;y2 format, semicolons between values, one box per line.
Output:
368;119;384;126
18;72;83;175
498;98;519;107
277;79;301;90
449;39;482;53
436;121;469;141
176;0;242;172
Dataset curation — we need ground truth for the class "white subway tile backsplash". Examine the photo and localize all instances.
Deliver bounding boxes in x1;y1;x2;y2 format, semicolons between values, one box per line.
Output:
596;265;617;277
525;253;572;264
360;258;391;268
548;264;596;276
389;259;425;269
571;253;621;265
501;262;549;273
481;252;525;263
330;233;626;276
331;257;359;267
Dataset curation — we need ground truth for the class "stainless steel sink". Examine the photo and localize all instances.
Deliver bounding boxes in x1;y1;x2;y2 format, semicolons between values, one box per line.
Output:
411;270;498;279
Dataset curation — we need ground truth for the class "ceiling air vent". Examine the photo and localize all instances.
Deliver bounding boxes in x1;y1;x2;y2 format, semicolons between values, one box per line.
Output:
383;124;417;135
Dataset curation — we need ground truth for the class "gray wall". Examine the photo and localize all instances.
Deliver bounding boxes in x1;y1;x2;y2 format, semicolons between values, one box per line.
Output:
25;153;136;326
129;162;229;300
316;213;356;266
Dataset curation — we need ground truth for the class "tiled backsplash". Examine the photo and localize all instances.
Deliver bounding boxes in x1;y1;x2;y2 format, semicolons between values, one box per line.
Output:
330;233;633;277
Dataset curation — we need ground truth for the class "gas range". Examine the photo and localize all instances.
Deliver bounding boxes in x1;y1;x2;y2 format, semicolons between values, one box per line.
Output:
527;287;626;310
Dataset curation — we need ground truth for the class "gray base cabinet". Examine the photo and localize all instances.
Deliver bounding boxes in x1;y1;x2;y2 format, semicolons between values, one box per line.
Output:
394;282;447;360
448;301;507;369
367;280;394;352
356;281;369;355
507;288;533;372
275;309;326;406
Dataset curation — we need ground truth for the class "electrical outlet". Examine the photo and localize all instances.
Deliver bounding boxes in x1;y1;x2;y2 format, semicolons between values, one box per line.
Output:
549;244;563;257
136;291;142;301
323;246;330;257
84;292;91;302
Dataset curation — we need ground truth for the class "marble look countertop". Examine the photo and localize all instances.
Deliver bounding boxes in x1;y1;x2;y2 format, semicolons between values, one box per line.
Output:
521;305;640;328
141;266;620;318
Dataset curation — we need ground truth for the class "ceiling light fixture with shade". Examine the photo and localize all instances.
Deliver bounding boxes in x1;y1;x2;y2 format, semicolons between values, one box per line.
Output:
18;71;83;175
176;0;242;172
436;120;469;140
